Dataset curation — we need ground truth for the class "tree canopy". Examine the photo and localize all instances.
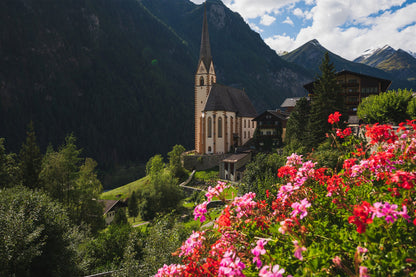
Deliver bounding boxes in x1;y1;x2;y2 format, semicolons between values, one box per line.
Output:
357;89;414;124
0;186;87;276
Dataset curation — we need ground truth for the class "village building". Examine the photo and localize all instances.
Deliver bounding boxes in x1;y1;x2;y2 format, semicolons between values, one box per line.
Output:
303;70;392;117
280;97;309;114
194;5;257;155
98;199;127;225
252;109;288;149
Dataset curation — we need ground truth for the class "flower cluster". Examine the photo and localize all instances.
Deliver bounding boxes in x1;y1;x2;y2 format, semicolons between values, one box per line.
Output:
156;115;416;276
328;111;341;124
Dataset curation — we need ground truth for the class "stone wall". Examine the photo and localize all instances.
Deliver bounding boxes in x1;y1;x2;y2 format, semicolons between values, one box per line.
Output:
182;152;228;171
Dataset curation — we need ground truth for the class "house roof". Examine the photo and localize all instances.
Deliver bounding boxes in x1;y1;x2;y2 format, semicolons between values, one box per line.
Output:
303;70;392;93
222;153;249;163
253;110;288;121
203;83;257;117
280;97;309;108
98;199;126;215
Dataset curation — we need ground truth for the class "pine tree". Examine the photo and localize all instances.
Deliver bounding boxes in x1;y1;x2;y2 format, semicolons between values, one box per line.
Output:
19;121;42;189
285;97;311;146
307;52;344;148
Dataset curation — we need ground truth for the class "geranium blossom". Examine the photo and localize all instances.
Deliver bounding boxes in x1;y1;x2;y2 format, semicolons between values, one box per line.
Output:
328;111;341;124
155;264;186;277
179;231;206;257
156;119;416;276
290;198;311;219
231;192;257;218
292;240;307;260
206;181;230;202
259;264;287;277
194;201;208;222
218;251;245;277
251;239;268;268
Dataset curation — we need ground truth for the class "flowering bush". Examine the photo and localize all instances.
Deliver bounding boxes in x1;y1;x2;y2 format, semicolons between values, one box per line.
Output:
157;115;416;276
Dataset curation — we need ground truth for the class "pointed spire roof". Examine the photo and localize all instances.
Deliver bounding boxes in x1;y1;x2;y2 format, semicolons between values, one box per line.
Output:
199;2;212;70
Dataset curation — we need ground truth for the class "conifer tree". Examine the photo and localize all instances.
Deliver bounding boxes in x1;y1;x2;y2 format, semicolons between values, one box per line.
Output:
285;97;310;146
19;121;42;189
307;52;344;148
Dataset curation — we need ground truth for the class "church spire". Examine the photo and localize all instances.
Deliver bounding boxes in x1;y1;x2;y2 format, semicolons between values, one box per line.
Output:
199;2;212;70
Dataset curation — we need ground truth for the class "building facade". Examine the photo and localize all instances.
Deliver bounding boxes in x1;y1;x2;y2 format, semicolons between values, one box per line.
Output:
303;70;392;116
195;5;257;154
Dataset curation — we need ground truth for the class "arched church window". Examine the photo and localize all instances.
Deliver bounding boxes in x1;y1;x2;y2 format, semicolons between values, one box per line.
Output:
200;76;204;86
244;119;246;128
208;117;212;138
218;117;222;138
208;146;212;152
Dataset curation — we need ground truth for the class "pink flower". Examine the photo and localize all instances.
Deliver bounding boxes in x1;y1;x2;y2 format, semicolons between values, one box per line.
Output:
278;219;293;234
357;246;368;254
179;231;206;257
286;153;303;166
206;181;230;201
332;256;341;266
259;264;288;277
290;198;311;219
232;192;257;218
219;251;246;277
193;201;208;222
292;240;307;260
155;264;186;276
371;201;406;224
251;239;268;268
359;266;370;277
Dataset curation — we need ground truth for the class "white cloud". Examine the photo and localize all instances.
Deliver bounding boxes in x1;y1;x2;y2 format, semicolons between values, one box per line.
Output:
260;14;276;26
249;22;264;33
293;8;304;17
265;0;415;59
283;16;294;26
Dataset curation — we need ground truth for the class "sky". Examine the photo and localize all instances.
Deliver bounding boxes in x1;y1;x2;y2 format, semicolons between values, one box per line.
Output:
190;0;416;60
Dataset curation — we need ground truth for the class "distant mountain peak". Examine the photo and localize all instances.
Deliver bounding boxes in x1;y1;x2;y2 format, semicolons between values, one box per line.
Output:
307;39;321;47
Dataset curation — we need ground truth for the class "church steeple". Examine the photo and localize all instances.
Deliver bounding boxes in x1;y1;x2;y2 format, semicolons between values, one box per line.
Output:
195;1;216;154
199;2;212;71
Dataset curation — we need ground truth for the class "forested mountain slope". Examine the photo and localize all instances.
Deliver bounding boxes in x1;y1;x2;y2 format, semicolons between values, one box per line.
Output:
0;0;311;175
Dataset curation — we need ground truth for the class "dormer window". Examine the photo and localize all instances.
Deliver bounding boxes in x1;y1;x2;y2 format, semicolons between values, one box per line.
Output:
200;76;204;86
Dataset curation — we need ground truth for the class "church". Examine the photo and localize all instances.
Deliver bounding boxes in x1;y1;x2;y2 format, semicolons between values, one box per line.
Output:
194;5;257;155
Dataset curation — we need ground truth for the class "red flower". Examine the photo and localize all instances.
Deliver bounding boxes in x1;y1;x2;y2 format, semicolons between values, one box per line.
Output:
328;111;341;124
348;201;373;233
277;165;297;179
365;123;398;145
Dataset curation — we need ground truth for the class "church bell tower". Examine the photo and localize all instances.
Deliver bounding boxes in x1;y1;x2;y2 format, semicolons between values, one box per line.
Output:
195;3;216;154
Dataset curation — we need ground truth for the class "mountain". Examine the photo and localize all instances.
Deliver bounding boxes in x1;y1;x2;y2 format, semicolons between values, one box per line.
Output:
408;50;416;59
282;39;415;89
140;0;312;109
0;0;196;171
354;46;416;82
0;0;311;183
353;45;396;66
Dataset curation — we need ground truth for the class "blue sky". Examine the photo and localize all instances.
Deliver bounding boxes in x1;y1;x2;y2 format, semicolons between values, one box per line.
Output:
190;0;416;60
